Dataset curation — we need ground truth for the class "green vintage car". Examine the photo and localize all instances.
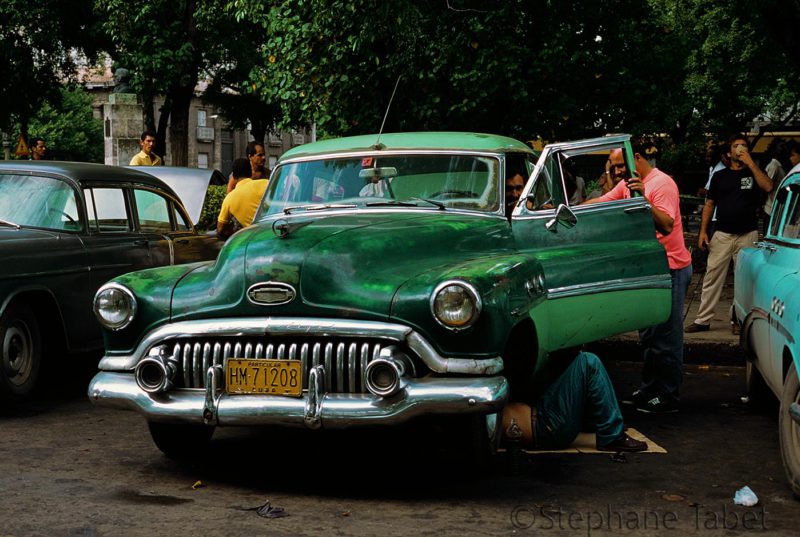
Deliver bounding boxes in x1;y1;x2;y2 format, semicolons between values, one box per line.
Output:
88;132;671;459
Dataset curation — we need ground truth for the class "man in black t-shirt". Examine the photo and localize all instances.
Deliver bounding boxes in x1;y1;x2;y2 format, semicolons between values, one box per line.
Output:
686;135;773;334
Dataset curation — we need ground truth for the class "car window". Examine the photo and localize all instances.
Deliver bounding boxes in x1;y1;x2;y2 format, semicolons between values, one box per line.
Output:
0;173;80;232
172;204;192;231
768;185;790;237
134;189;172;233
568;144;631;204
86;188;131;233
263;154;501;216
779;186;800;240
519;152;574;213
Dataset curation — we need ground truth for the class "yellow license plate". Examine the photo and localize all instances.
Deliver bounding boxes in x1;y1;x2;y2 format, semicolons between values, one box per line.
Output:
225;359;302;397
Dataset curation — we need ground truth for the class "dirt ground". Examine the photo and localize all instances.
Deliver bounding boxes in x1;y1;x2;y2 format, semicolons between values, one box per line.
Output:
1;355;798;537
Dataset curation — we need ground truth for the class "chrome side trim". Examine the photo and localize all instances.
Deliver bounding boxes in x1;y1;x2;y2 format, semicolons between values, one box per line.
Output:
98;317;504;375
547;274;672;299
88;372;509;428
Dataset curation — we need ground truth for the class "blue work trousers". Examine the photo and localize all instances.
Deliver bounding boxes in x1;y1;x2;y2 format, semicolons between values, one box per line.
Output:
638;264;693;401
534;352;624;449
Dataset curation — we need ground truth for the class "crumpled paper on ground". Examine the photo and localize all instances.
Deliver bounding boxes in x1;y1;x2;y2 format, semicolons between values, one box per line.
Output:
733;486;758;507
248;499;289;518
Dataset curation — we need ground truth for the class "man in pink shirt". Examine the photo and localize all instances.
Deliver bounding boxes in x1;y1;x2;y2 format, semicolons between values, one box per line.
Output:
584;141;692;413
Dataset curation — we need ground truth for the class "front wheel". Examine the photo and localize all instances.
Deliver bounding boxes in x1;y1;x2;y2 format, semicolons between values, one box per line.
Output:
148;421;215;459
779;363;800;496
0;303;42;400
745;360;771;406
448;412;502;473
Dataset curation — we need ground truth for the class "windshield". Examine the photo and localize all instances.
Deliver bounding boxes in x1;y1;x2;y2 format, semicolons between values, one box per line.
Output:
0;174;81;232
260;154;500;217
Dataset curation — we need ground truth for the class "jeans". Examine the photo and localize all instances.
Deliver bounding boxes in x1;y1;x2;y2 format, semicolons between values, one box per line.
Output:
534;352;624;449
638;264;693;401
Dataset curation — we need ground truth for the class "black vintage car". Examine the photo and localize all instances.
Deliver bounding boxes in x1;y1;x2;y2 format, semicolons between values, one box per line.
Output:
0;162;221;399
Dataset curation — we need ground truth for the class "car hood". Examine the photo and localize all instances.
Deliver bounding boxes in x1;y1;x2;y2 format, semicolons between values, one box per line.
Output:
171;211;514;320
130;166;225;224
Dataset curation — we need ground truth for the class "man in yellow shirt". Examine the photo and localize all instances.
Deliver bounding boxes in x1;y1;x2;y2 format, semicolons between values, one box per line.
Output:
129;131;162;166
217;158;269;239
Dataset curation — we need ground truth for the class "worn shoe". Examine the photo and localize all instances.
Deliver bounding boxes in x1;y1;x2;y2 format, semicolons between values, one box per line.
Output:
620;389;648;406
598;432;648;452
685;323;710;333
636;396;679;414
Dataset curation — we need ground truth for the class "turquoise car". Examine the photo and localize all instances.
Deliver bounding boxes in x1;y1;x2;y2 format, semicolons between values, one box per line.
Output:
735;162;800;495
88;132;671;460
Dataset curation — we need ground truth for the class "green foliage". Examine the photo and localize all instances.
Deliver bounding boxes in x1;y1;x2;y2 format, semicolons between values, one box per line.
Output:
0;0;105;131
198;185;227;231
27;86;104;162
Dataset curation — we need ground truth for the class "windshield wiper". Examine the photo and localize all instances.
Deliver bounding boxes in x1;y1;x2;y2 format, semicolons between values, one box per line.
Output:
409;197;446;210
366;198;447;210
0;218;21;229
284;203;357;215
365;200;418;207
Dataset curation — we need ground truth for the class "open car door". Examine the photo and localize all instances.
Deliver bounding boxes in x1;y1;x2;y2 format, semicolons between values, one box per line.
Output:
511;135;672;352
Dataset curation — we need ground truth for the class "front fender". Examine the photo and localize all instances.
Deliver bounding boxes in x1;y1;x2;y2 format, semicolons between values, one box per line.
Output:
390;254;545;357
101;262;211;353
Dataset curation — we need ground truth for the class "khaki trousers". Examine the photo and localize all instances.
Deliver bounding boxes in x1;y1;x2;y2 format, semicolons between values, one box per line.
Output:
693;230;758;325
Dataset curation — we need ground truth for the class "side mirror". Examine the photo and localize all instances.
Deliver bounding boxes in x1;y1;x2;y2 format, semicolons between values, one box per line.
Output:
545;203;577;232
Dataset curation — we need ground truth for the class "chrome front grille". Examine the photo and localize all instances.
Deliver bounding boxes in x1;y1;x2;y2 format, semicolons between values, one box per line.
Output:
163;337;389;393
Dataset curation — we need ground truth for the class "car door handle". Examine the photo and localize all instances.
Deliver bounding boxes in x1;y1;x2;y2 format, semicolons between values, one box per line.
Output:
755;241;777;252
133;239;149;246
176;239;190;245
624;206;650;214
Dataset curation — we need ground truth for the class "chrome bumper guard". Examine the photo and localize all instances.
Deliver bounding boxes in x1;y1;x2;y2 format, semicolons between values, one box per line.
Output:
790;402;800;426
88;368;509;429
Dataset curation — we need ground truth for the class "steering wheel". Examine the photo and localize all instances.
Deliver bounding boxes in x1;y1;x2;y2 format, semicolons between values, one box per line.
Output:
47;207;77;225
430;190;479;200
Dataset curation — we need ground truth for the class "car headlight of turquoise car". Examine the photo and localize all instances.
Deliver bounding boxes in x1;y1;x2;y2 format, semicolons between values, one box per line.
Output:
93;284;137;331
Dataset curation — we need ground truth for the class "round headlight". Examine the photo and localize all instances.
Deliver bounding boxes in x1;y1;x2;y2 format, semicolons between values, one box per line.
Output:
431;280;481;330
93;284;137;331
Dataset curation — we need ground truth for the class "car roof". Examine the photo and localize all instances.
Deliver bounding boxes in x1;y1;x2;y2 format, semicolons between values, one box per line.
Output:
785;163;800;186
0;160;180;197
279;132;536;161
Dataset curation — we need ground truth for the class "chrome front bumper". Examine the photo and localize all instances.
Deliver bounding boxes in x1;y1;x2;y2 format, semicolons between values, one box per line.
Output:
88;369;509;429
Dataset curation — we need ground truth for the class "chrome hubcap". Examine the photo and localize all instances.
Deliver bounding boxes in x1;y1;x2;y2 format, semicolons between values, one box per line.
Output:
2;322;33;386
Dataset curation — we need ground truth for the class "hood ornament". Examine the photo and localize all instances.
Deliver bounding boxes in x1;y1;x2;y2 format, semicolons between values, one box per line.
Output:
247;282;296;306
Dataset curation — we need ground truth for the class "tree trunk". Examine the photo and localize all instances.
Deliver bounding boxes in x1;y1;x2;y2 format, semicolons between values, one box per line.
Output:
156;94;172;162
167;83;195;166
249;116;267;147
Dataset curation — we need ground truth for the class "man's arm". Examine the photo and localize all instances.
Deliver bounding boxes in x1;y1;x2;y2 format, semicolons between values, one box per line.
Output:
217;220;233;240
626;177;674;235
739;151;773;192
216;195;233;240
698;200;715;250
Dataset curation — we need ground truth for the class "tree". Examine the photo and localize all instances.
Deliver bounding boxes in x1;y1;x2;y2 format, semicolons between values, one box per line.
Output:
0;0;105;141
28;86;104;162
234;0;691;143
96;0;204;165
199;11;282;145
96;1;283;164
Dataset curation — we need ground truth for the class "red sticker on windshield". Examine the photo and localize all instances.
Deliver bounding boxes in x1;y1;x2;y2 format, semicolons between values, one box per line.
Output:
361;157;373;167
